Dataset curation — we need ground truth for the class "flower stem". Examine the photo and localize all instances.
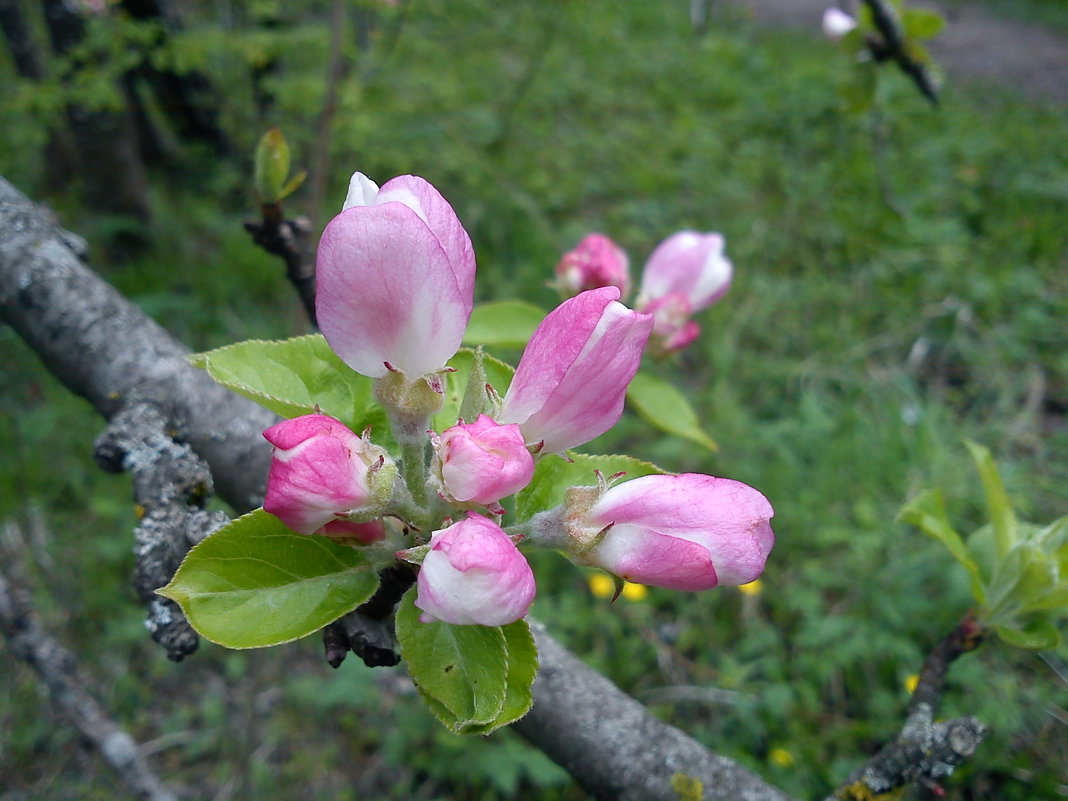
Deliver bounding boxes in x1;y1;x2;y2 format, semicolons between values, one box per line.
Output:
401;438;429;509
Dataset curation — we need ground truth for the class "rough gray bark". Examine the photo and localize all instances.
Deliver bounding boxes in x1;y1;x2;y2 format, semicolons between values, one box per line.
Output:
516;622;796;801
0;174;798;801
0;177;276;512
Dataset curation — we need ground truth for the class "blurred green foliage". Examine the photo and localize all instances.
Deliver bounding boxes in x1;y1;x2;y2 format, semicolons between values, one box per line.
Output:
1;1;1066;800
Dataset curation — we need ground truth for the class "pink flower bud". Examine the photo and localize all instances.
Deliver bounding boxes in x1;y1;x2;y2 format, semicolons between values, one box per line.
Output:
316;174;476;380
434;415;535;505
554;233;631;298
638;231;732;313
639;293;701;354
499;287;653;453
636;231;732;354
572;473;774;591
415;513;536;626
262;414;392;536
822;7;857;40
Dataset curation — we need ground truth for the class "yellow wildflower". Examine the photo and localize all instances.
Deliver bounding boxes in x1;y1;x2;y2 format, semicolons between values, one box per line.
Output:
620;581;648;601
738;579;763;596
905;674;920;694
769;747;794;768
588;573;615;598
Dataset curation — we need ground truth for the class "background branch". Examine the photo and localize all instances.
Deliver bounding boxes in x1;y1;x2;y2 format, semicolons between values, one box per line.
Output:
0;527;178;801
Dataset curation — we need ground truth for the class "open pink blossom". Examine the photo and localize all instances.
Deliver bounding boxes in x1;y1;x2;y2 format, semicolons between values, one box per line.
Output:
316;173;475;380
636;231;732;352
435;415;534;505
262;413;389;537
415;513;536;626
499;287;653;453
555;233;630;298
575;473;774;591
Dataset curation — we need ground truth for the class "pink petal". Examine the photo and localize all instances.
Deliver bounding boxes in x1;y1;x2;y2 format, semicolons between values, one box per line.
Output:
376;175;476;314
316;203;470;379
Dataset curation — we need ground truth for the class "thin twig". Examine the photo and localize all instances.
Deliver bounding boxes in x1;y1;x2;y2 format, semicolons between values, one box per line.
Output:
0;528;179;801
244;204;317;328
861;0;940;104
825;614;987;800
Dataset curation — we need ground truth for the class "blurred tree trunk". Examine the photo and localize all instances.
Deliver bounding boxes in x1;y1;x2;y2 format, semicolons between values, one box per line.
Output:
41;0;152;234
0;0;78;188
119;0;230;158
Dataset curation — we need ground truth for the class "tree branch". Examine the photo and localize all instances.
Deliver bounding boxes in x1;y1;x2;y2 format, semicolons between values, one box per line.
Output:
244;204;318;328
825;614;988;800
0;527;178;801
860;0;940;104
2;173;984;801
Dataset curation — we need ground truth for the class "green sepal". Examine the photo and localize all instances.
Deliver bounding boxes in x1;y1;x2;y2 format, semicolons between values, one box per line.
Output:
462;300;546;349
158;509;378;649
626;370;717;451
515;453;667;522
435;348;515;431
188;335;387;441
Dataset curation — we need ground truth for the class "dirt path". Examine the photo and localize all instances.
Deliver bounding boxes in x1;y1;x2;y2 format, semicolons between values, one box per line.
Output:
727;0;1068;103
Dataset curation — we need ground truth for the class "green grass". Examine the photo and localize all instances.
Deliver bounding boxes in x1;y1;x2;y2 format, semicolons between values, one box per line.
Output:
1;2;1066;799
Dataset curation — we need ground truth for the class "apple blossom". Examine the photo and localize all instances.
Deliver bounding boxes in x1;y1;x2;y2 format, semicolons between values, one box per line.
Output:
565;473;774;591
433;415;534;506
554;233;630;298
636;231;732;353
316;173;475;381
499;287;653;453
262;413;394;536
414;513;536;626
822;7;858;40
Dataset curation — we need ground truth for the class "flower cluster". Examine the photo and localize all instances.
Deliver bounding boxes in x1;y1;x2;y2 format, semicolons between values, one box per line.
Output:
553;230;733;354
261;173;774;627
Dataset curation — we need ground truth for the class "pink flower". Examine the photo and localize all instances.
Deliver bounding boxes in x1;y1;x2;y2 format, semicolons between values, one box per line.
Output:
636;231;732;353
415;513;536;626
573;473;774;591
434;415;534;505
822;7;858;40
499;287;653;453
316;173;476;380
555;233;631;298
262;414;391;536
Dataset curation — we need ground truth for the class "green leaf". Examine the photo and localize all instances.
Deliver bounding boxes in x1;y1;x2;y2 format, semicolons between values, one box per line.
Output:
985;544;1066;622
435;348;515;431
396;591;509;729
964;440;1018;560
158;509;378;649
276;169;307;201
406;617;538;735
898;489;986;603
993;619;1061;651
903;7;945;40
189;335;386;438
515;453;667;522
626;371;717;451
462;301;547;349
254;127;291;203
484;619;538;729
